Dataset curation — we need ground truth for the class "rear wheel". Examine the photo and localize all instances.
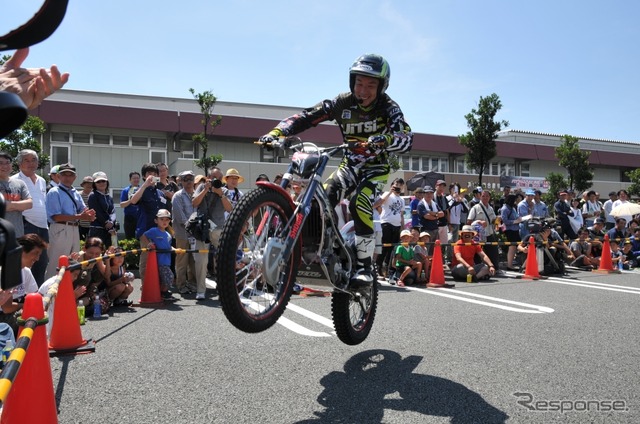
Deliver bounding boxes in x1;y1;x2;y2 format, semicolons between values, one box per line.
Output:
217;187;300;333
331;283;378;345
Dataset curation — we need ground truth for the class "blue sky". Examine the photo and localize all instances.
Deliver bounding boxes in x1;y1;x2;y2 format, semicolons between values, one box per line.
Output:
4;1;640;142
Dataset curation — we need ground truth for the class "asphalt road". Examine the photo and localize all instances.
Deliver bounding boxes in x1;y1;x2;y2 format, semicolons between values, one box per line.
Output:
43;267;639;424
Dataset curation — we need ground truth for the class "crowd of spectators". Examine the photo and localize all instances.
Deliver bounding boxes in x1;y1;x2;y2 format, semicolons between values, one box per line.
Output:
375;181;640;287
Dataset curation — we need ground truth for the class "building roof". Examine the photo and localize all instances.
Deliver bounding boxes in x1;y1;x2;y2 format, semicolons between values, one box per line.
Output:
29;89;640;168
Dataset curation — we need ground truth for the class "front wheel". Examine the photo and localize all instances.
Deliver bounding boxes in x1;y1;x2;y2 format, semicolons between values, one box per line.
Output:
331;283;379;345
217;186;300;333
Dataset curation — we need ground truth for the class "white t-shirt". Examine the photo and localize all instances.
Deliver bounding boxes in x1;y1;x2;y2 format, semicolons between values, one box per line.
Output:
14;268;39;299
379;193;404;227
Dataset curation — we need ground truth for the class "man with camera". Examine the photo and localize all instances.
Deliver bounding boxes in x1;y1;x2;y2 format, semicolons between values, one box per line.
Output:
191;167;232;299
130;163;168;282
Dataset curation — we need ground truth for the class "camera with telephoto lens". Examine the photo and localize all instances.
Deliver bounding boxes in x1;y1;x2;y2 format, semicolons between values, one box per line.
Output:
209;178;223;189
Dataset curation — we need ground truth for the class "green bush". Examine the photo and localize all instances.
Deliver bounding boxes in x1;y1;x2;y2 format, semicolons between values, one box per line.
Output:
118;238;141;269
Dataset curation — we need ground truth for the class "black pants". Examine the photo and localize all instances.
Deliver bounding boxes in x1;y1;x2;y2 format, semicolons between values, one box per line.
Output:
23;221;49;287
376;223;401;272
124;214;137;240
484;234;500;271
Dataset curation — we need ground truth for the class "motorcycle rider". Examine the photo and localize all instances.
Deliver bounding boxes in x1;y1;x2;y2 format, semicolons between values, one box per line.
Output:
260;54;413;285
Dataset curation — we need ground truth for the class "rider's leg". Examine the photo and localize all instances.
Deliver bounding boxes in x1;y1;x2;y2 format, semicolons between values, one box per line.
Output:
350;176;386;284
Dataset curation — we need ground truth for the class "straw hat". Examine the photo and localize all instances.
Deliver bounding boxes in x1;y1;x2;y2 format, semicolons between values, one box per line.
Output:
223;168;245;183
460;225;477;235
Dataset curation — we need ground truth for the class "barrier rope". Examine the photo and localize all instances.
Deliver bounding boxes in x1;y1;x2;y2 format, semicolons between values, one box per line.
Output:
0;317;46;405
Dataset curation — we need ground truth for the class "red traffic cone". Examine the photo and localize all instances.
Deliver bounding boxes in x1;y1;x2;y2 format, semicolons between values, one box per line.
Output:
594;234;618;274
2;294;58;424
299;286;331;297
521;236;541;280
427;240;449;288
48;256;94;354
139;250;163;307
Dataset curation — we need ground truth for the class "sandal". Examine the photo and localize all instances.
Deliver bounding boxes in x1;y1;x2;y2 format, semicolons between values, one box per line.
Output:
396;280;405;287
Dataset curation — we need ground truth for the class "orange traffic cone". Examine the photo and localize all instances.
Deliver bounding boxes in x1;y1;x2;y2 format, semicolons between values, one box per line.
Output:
1;293;58;424
427;240;450;288
48;257;95;355
139;250;163;307
594;234;618;274
519;236;542;280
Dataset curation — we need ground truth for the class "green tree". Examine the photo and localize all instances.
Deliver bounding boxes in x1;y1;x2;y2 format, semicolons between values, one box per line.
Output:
189;88;223;173
555;134;594;192
626;168;640;197
0;116;49;174
458;93;509;186
542;172;567;212
0;54;49;174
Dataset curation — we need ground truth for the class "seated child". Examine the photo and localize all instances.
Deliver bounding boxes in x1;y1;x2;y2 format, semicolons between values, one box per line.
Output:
610;240;629;270
104;246;135;307
413;231;431;282
394;229;423;287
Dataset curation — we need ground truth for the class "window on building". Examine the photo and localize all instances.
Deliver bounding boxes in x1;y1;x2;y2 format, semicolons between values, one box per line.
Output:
72;133;90;144
93;134;110;145
112;135;129;146
51;145;69;165
180;140;195;158
112;189;123;206
520;163;530;177
51;131;69;142
150;138;167;148
150;150;166;164
132;136;148;147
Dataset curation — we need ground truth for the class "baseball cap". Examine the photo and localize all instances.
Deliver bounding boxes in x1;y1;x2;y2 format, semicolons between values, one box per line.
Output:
423;185;434;193
179;170;195;178
92;171;108;182
419;231;431;238
57;163;76;174
49;165;60;175
81;176;94;185
436;179;446;186
156;209;171;218
594;217;605;224
400;229;412;238
413;187;425;194
525;189;535;196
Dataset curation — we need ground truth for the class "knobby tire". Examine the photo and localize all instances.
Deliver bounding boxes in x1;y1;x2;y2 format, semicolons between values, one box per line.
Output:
217;187;300;333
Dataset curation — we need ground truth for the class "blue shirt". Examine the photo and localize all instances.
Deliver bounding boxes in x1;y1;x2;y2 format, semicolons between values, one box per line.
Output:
46;184;85;224
135;186;167;239
120;185;139;217
143;227;172;266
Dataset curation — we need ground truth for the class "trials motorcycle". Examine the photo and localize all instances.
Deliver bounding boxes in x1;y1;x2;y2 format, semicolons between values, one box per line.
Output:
216;137;378;345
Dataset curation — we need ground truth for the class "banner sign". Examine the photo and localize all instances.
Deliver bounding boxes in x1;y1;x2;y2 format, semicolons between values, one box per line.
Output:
500;176;550;192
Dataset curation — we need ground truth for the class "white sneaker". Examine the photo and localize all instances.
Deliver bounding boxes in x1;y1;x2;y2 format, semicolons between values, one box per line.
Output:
195;293;205;300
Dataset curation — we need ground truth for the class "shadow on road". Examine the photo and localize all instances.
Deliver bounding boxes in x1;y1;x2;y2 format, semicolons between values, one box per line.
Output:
296;349;508;423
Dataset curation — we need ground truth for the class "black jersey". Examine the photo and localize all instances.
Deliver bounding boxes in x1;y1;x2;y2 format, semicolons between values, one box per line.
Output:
274;92;412;165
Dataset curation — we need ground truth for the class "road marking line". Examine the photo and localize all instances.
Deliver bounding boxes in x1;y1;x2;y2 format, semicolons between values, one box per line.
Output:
285;302;335;329
276;316;332;337
543;277;640;294
242;294;334;337
381;282;553;313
